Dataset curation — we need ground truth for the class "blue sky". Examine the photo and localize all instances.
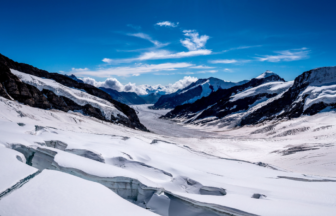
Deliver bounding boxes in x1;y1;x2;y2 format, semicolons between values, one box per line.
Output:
1;0;335;86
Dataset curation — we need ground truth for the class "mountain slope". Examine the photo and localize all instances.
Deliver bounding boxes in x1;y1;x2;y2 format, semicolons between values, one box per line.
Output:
0;53;148;131
162;71;286;123
139;93;161;104
66;74;84;83
240;66;336;126
151;77;248;109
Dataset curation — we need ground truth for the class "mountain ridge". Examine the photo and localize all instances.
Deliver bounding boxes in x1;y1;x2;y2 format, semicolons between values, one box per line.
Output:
0;53;148;131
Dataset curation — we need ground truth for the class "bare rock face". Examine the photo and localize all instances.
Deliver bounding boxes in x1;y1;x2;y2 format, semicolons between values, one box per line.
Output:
0;54;148;131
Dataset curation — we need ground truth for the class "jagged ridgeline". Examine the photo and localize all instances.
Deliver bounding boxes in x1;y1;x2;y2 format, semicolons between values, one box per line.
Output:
0;53;148;131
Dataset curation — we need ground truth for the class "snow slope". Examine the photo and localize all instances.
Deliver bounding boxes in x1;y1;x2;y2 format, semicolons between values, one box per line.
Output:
0;152;157;216
255;70;277;79
0;97;336;215
11;69;126;120
230;81;293;102
181;77;246;104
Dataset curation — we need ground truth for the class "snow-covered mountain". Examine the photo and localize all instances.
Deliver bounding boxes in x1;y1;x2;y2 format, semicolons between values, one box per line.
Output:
162;67;336;131
240;66;336;126
162;71;286;123
0;54;148;131
150;77;249;109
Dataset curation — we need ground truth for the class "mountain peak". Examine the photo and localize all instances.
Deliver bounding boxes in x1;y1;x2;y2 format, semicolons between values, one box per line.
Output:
255;70;277;79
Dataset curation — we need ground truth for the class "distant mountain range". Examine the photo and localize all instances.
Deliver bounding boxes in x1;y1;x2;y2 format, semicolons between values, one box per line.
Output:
150;77;249;109
161;67;336;129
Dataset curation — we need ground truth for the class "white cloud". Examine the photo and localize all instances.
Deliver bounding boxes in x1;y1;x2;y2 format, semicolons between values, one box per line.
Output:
196;70;218;74
156;21;179;27
180;30;209;51
127;24;141;30
127;32;168;47
80;76;198;95
210;59;238;64
257;48;310;62
221;45;262;53
190;65;214;69
138;49;211;60
102;49;212;63
71;62;194;77
103;29;212;63
223;68;234;73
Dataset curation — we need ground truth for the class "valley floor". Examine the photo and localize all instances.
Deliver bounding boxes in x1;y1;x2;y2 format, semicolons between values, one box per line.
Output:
133;105;336;178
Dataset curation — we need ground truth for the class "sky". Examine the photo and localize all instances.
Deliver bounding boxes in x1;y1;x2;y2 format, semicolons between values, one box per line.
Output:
1;0;335;88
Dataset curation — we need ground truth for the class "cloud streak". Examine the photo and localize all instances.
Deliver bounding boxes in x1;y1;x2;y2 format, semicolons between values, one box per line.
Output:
156;21;179;27
257;48;310;62
127;32;168;47
103;49;212;63
104;29;212;63
71;62;194;77
210;59;237;64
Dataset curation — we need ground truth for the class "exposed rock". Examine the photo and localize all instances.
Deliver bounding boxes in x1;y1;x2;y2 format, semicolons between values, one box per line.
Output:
200;186;226;196
45;140;68;151
271;145;319;156
251;193;266;199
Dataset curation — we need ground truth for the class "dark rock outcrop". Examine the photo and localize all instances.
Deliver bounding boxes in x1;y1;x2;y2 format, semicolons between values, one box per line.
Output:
251;193;266;199
0;53;148;131
66;74;84;83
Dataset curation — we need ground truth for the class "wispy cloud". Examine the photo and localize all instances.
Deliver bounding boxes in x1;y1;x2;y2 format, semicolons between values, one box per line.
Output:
223;68;234;73
127;24;141;30
209;59;251;64
190;65;214;69
127;32;168;47
156;21;179;27
180;30;209;51
210;59;237;64
103;49;211;63
71;62;194;77
221;45;262;53
103;29;212;63
197;70;218;74
257;48;310;62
